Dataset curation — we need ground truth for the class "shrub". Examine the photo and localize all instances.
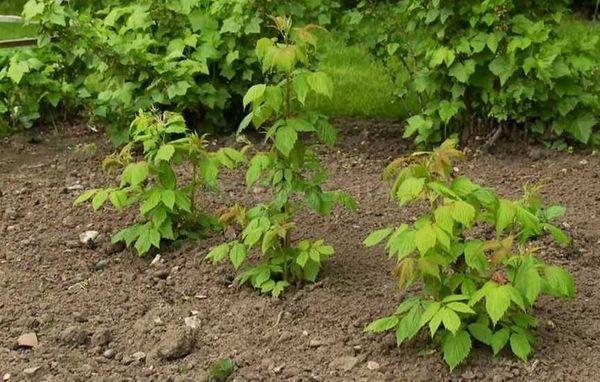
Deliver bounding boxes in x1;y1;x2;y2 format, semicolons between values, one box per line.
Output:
75;111;245;255
389;0;600;145
10;0;342;140
207;18;355;297
364;139;575;370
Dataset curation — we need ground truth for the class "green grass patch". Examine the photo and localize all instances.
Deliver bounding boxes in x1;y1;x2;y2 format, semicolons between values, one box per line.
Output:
309;37;407;120
0;0;36;40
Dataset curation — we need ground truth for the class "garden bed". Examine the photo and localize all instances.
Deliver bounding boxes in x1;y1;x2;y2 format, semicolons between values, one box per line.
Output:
1;121;599;381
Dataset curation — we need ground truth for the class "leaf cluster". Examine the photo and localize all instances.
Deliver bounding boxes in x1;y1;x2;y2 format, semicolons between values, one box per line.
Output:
364;139;575;370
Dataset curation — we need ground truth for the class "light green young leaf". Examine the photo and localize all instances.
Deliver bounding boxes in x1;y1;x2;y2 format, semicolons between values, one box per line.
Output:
396;177;425;205
451;200;476;227
491;327;510;355
243;84;266;108
364;228;393;247
155;144;175;163
485;285;511;325
229;243;247;270
496;199;516;233
415;222;436;255
442;330;471;371
274;125;297;157
441;307;461;334
365;316;399;333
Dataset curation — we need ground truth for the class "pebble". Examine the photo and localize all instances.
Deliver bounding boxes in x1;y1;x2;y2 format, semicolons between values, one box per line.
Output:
184;316;201;330
73;311;87;323
79;230;100;247
132;351;146;363
91;328;112;347
329;356;359;372
17;332;38;348
93;259;108;271
309;339;324;348
2;373;10;381
103;348;115;359
366;361;380;370
22;366;40;376
60;326;89;346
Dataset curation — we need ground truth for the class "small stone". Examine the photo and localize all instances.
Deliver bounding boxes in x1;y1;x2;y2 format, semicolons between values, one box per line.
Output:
309;339;324;348
184;316;201;330
60;326;89;346
103;348;115;359
150;254;162;267
79;231;100;247
152;328;196;361
366;361;380;370
194;294;208;300
579;159;589;166
22;366;41;376
132;351;146;363
17;332;38;348
329;356;359;372
93;259;108;271
3;373;10;381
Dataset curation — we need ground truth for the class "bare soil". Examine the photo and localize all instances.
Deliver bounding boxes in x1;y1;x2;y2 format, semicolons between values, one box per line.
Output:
1;120;599;382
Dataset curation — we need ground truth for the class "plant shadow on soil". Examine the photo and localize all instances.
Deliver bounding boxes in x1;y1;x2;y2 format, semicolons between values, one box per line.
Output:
0;120;599;381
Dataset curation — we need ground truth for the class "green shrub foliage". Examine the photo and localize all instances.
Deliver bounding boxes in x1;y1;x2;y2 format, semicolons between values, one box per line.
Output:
364;139;575;370
207;18;355;297
1;0;341;138
75;111;245;255
389;0;600;144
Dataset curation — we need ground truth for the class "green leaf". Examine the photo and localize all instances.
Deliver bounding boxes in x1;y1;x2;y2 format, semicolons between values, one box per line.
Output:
122;162;149;187
92;190;109;211
274;125;297;157
510;333;532;361
396;177;425;205
364;228;392;247
155;144;175;162
22;0;45;19
74;189;97;205
568;112;596;143
438;100;461;123
243;84;266;108
491;327;510;355
141;190;162;214
545;205;566;221
544;224;571;245
109;190;127;210
464;240;487;272
544;266;575;298
206;243;230;263
7;60;29;84
515;265;542;305
446;302;475;314
489;56;515;85
485;285;511;325
448;61;476;83
496;199;516;233
429;309;444;338
434;205;454;233
161;190;176;210
451;200;476;227
441;307;461;334
365;316;399;333
414;222;436;255
468;323;492;345
229;243;247;270
396;304;423;345
167;81;191;99
442;330;471;371
420;301;441;327
307;71;333;99
246;154;270;187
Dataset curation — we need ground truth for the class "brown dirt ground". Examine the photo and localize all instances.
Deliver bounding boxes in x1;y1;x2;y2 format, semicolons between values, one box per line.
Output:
1;120;599;382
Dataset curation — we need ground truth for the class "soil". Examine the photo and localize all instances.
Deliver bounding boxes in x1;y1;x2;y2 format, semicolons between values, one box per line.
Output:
1;120;599;382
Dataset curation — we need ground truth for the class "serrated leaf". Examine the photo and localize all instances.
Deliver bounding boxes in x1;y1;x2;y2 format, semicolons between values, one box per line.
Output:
415;222;436;255
446;302;475;314
491;327;510;355
206;243;230;263
451;200;476;227
365;316;399;333
464;240;487;272
274;125;297;157
243;84;266;108
364;228;393;247
155;144;175;163
161;190;176;210
307;71;333;99
496;199;516;233
510;333;532;361
420;301;441;327
74;189;97;205
229;243;246;270
544;265;575;298
468;323;493;345
442;330;471;371
485;285;511;325
441;307;461;334
544;224;571;245
92;190;109;211
396;177;425;205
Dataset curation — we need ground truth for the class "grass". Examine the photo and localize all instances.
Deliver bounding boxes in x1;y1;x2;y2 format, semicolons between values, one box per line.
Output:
0;0;36;40
308;37;408;120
